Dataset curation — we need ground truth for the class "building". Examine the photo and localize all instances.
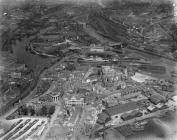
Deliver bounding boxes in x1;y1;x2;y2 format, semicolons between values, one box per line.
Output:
120;110;143;121
121;87;142;97
102;66;116;76
84;56;106;62
149;94;166;105
10;72;21;78
49;92;61;102
121;91;141;101
155;103;168;110
162;84;175;92
105;101;140;119
147;104;158;112
90;45;104;52
65;96;85;106
39;90;63;103
131;72;155;83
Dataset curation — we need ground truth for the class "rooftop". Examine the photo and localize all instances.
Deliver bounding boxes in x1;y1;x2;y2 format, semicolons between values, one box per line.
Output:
106;101;139;116
50;92;60;96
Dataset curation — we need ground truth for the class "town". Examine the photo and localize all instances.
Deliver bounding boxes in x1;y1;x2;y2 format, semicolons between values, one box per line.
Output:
0;0;177;140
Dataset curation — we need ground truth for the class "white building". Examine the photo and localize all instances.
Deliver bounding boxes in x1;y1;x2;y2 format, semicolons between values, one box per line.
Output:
65;96;84;106
49;92;61;102
90;44;104;52
10;72;21;78
50;94;60;102
147;104;156;112
155;103;164;109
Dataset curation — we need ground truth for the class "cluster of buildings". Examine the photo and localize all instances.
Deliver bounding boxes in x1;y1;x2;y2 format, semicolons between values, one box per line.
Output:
28;40;177;139
29;13;99;57
95;80;175;135
16;32;176;139
2;2;177;140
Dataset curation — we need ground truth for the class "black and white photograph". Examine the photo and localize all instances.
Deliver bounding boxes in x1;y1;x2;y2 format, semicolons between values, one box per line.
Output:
0;0;177;140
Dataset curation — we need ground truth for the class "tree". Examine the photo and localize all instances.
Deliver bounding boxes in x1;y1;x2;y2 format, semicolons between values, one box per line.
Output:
48;106;55;116
66;63;76;71
30;108;35;116
20;106;28;115
40;106;47;116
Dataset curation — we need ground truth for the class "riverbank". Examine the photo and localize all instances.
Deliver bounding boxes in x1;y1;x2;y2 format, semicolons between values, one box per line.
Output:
0;27;62;116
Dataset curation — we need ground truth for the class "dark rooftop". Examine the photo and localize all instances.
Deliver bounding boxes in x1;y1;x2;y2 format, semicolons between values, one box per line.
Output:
106;101;139;116
97;112;111;124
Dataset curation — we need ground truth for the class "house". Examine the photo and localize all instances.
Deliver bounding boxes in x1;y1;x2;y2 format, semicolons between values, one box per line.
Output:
147;105;158;112
155;103;164;109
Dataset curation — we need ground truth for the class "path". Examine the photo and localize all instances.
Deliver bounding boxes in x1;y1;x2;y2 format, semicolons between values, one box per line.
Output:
39;106;60;140
97;106;176;131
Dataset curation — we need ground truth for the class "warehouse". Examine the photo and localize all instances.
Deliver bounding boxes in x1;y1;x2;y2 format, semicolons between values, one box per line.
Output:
120;110;143;121
105;101;139;119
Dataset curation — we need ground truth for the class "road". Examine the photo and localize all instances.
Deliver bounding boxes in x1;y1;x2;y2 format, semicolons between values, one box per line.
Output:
0;26;53;116
0;50;75;140
84;22;177;63
127;45;176;62
0;23;75;117
0;51;75;119
72;108;83;140
97;106;176;132
39;106;60;140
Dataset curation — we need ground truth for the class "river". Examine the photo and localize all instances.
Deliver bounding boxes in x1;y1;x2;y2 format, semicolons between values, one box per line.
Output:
12;38;53;73
0;35;56;116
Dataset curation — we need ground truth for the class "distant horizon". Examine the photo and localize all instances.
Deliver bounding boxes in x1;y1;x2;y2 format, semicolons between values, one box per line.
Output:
0;0;174;5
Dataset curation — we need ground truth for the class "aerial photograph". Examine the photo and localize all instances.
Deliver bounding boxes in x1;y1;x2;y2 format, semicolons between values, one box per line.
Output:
0;0;177;140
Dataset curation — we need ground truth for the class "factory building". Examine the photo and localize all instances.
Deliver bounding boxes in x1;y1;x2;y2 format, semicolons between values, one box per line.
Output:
120;110;143;121
105;101;139;120
149;93;166;105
